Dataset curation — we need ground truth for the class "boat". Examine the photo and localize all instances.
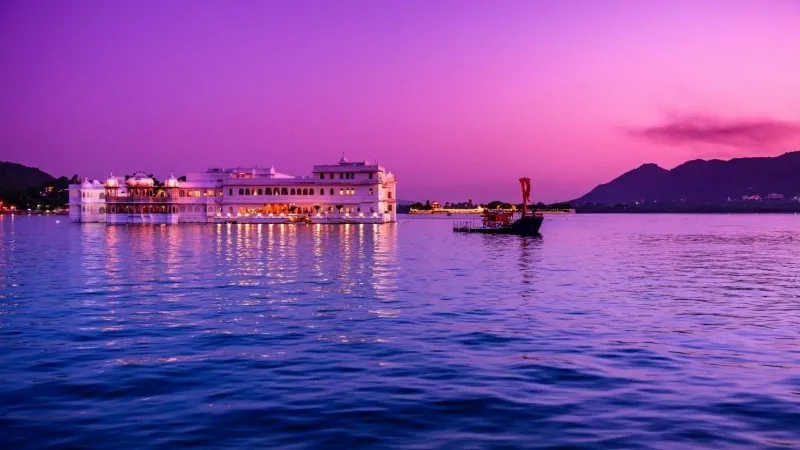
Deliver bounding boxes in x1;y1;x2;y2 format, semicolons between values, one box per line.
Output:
452;177;543;236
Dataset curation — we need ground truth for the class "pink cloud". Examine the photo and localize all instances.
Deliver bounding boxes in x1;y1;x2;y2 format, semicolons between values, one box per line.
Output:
630;114;800;151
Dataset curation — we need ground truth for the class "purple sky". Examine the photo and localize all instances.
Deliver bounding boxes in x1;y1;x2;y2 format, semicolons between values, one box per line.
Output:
1;0;799;202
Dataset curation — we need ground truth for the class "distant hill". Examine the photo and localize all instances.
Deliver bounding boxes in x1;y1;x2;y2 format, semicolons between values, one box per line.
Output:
0;162;72;210
0;161;56;192
573;151;800;204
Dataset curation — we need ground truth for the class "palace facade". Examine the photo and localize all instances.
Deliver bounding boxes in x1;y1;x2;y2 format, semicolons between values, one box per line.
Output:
69;157;397;224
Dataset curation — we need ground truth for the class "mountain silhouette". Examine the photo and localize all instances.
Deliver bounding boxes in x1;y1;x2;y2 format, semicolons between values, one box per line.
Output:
573;151;800;204
0;161;56;193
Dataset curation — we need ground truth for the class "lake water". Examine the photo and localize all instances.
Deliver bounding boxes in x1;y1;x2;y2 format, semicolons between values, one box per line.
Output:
1;214;799;448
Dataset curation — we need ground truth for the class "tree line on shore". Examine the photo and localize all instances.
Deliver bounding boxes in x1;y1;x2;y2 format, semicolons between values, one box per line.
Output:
404;200;574;212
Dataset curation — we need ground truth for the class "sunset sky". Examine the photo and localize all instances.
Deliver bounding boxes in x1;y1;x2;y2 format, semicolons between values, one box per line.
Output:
1;0;799;202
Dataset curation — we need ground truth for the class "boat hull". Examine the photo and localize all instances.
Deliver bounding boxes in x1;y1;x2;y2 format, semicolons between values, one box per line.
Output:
453;215;543;236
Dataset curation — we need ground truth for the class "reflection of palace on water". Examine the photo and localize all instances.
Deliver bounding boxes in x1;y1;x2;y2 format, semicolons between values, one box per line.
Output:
69;156;398;224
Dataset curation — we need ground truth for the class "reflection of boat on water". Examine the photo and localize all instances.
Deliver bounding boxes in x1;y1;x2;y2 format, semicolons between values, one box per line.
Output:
452;177;543;236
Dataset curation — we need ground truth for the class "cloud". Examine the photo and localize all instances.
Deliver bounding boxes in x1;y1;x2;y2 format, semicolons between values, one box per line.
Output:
630;114;800;149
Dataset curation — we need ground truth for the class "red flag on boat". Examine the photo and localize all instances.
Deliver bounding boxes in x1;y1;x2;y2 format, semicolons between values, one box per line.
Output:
519;177;531;204
519;177;531;217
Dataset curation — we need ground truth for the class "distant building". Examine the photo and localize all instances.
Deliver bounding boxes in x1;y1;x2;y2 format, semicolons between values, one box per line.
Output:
766;193;784;200
431;201;442;209
69;157;397;224
742;195;761;201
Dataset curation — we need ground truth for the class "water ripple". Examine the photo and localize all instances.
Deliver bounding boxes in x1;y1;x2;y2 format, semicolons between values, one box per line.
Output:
1;215;799;448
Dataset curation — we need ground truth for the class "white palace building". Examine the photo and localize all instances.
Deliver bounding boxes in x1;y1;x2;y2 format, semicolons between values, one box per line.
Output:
69;157;397;224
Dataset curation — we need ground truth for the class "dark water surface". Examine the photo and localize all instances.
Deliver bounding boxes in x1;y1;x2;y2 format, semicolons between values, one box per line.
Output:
1;214;799;448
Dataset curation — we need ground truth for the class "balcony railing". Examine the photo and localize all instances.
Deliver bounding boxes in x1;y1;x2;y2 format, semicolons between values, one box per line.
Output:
106;196;172;203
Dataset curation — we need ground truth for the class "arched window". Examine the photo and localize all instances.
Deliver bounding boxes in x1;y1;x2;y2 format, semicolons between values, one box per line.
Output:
257;188;263;195
369;188;374;195
228;188;233;196
281;188;288;195
303;188;309;195
265;188;272;195
99;207;105;213
357;207;361;212
339;189;344;195
290;189;296;195
330;188;334;195
319;189;324;195
245;188;250;195
111;207;116;213
239;188;244;195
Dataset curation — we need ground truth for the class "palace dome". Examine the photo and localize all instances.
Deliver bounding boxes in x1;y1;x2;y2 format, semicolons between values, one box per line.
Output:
80;177;92;188
126;172;154;187
164;171;179;188
104;172;119;188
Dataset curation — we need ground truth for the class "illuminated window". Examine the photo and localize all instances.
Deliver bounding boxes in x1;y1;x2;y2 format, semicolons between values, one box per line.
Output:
369;188;373;195
339;189;344;195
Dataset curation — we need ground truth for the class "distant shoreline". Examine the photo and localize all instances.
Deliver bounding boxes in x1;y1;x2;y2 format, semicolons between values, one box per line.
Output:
573;203;800;214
